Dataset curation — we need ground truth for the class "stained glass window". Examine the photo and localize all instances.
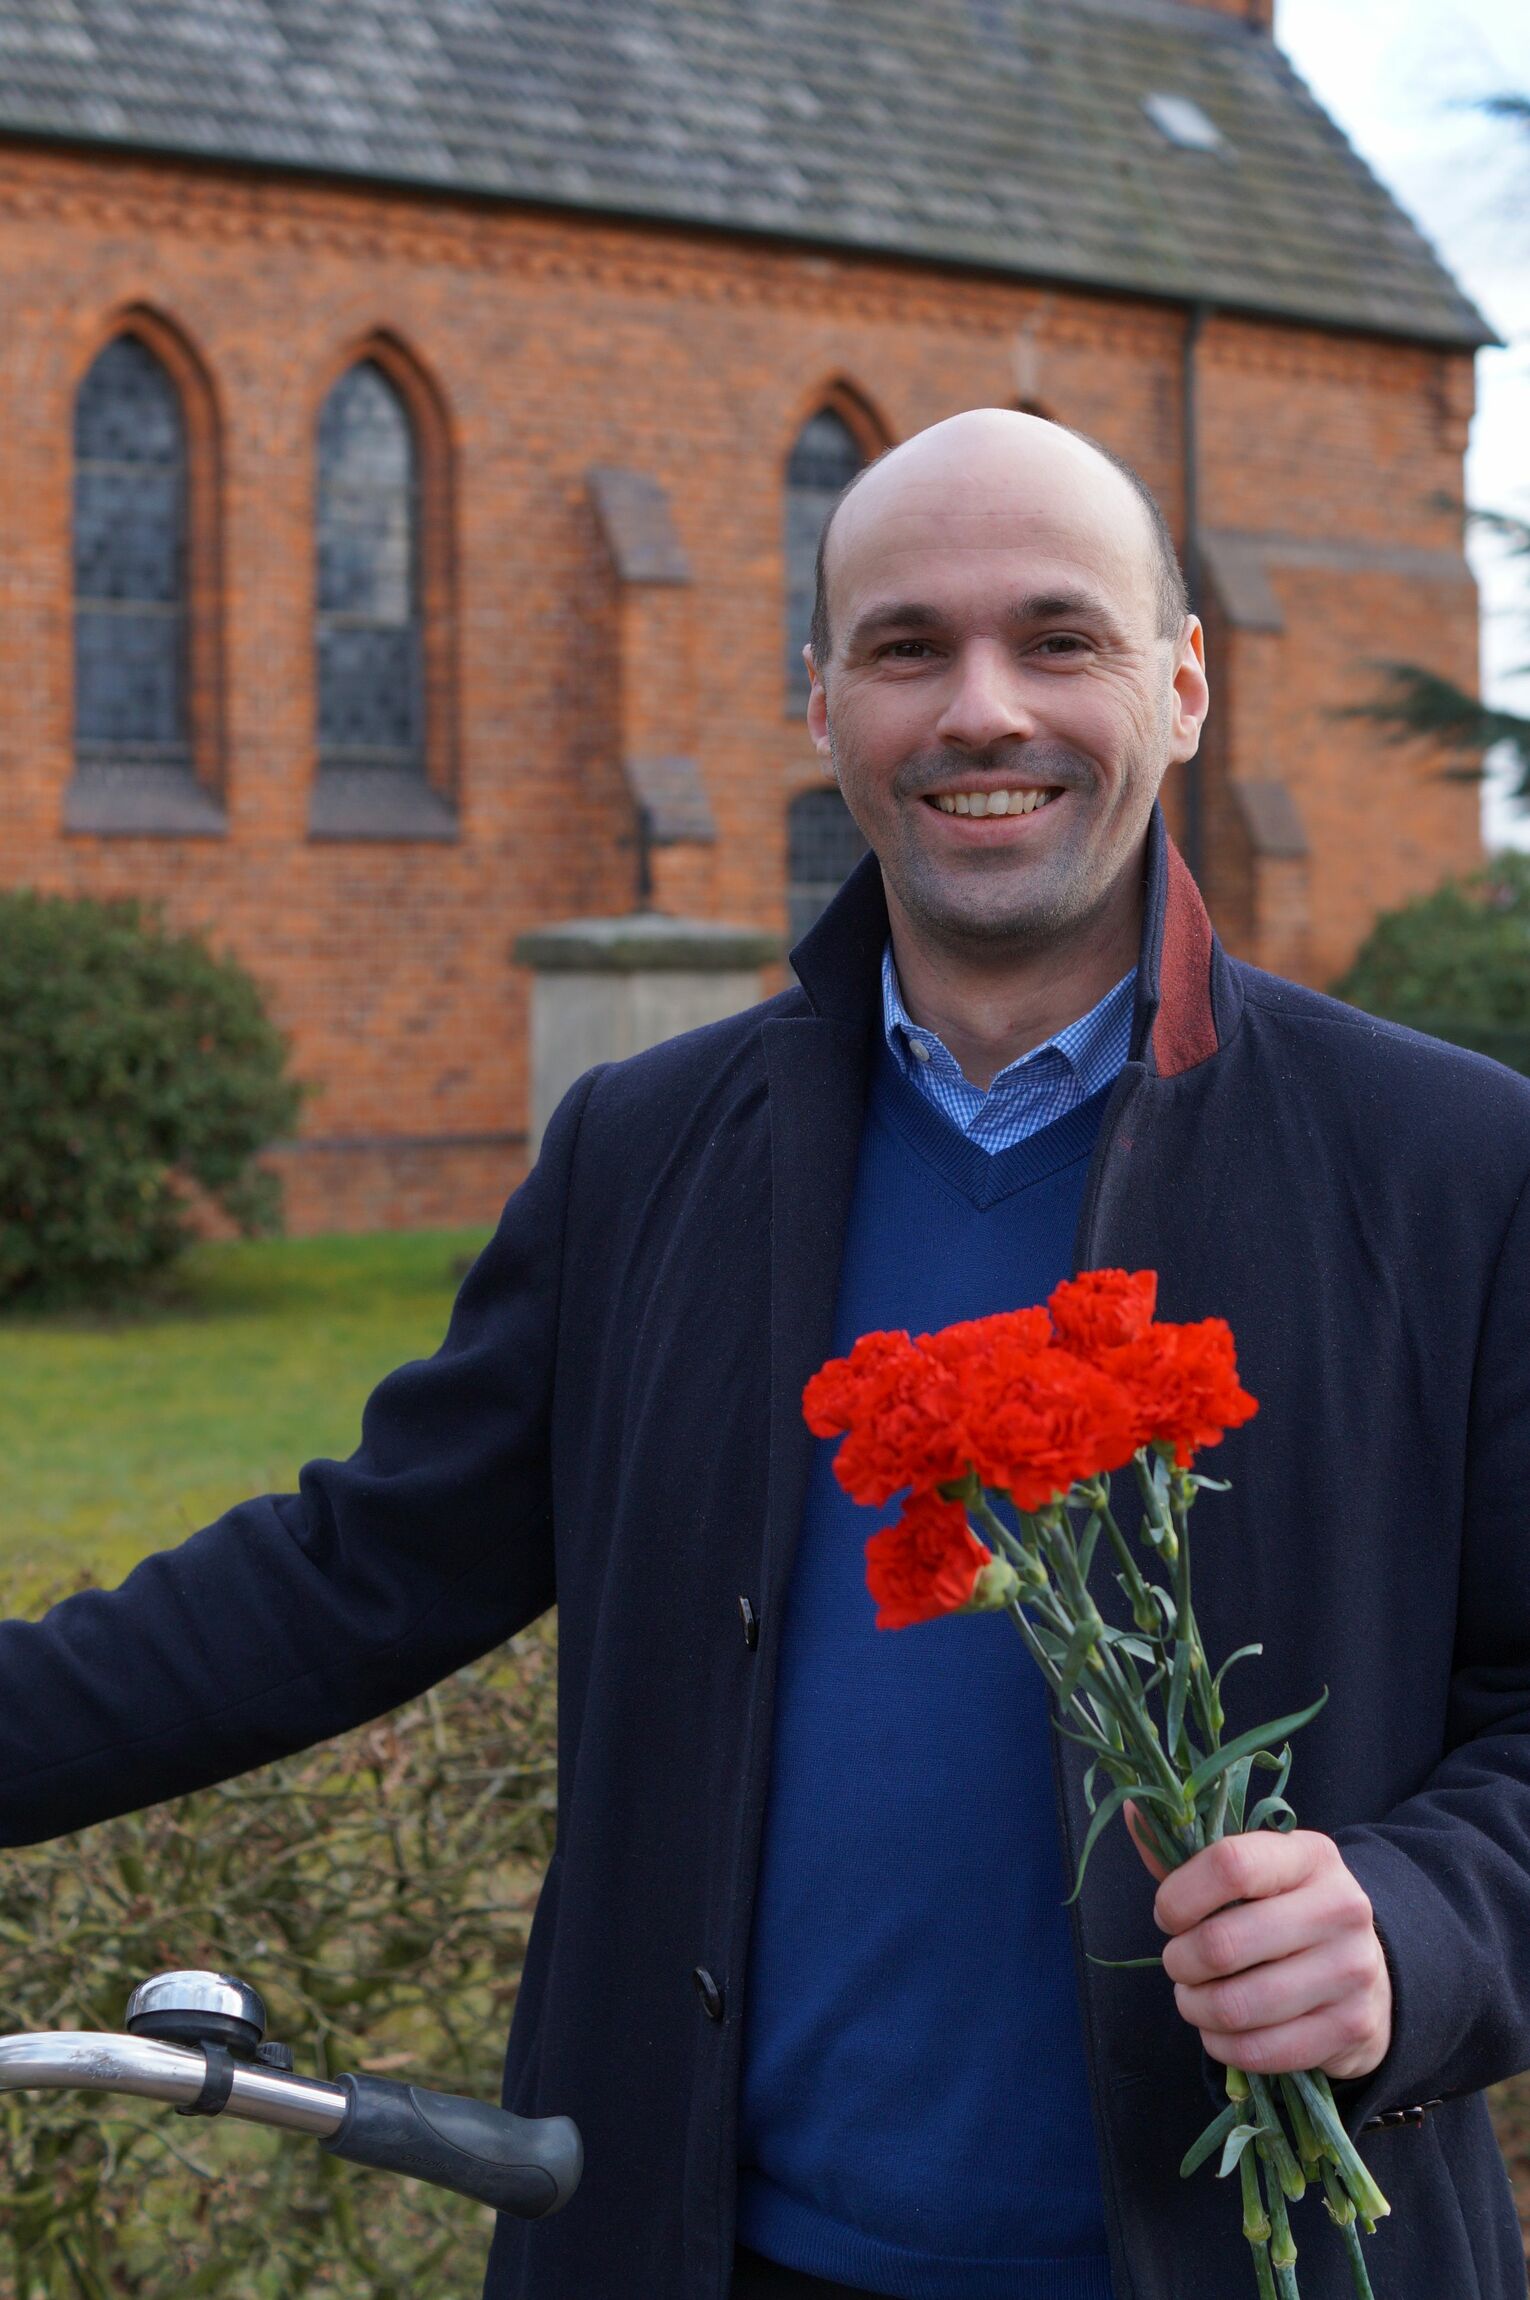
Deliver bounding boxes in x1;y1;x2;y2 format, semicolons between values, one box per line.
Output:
784;408;865;706
787;785;868;944
73;335;191;768
316;362;424;774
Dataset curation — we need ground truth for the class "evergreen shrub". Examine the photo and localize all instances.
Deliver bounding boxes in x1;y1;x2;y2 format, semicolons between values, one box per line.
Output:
0;892;301;1301
1330;853;1530;1076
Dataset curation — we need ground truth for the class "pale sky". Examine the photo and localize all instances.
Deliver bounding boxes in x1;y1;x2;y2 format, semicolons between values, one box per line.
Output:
1276;0;1530;847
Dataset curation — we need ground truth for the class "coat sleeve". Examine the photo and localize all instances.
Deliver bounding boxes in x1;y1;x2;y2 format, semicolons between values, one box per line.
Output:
0;1068;603;1849
1335;1166;1530;2124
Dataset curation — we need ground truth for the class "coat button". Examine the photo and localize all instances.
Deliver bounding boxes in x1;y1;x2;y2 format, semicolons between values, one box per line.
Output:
738;1596;759;1649
692;1967;725;2022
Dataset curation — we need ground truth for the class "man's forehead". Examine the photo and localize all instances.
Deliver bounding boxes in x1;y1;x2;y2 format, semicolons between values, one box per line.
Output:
830;466;1146;604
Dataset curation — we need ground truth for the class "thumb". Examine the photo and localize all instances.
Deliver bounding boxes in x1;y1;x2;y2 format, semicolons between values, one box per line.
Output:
1124;1799;1170;1883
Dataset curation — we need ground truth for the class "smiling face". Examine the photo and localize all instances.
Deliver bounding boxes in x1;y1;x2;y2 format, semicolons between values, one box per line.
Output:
807;410;1208;968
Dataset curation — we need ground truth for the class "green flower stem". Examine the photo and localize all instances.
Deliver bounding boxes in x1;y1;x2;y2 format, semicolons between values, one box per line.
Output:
1258;2140;1300;2278
1083;1481;1158;1633
1277;2075;1325;2180
1241;2147;1278;2300
1248;2074;1306;2201
1288;2072;1390;2230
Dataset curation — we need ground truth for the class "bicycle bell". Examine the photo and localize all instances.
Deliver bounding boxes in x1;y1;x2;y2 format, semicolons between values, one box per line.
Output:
125;1970;268;2056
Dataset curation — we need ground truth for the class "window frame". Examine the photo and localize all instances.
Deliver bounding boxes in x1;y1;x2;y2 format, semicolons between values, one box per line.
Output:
64;308;226;837
781;380;889;718
307;333;459;844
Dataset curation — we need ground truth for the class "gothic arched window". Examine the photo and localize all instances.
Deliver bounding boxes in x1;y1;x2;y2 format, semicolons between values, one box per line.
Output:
787;785;868;944
784;407;866;707
315;361;424;778
73;335;190;772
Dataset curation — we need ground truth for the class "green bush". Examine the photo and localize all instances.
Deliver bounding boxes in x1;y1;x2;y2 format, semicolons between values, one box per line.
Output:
1330;853;1530;1076
0;1613;558;2300
0;893;302;1302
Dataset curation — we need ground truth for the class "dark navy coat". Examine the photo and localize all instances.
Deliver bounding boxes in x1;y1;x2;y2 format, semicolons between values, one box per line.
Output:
4;809;1530;2299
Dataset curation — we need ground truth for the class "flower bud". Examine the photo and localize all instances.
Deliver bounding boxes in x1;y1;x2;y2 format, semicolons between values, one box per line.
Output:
963;1555;1022;1613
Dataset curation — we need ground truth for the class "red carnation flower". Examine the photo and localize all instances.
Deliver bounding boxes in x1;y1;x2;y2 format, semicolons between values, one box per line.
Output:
865;1489;992;1631
1102;1317;1258;1464
969;1347;1142;1510
803;1330;969;1504
1048;1268;1158;1357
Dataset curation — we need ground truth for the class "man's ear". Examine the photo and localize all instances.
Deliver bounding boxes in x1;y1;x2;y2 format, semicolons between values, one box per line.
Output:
1167;616;1210;767
805;648;833;762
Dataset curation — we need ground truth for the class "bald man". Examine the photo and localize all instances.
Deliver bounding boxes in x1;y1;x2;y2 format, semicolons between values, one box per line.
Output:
4;411;1530;2300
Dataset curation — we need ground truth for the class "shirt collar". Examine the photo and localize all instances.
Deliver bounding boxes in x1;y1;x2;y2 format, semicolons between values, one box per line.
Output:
880;942;1137;1108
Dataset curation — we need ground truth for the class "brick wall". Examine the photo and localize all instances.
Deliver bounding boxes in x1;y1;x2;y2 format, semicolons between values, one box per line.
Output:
0;143;1481;1229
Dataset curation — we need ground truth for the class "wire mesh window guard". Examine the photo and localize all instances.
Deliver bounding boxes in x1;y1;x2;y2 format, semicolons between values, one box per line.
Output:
316;363;425;775
784;409;865;706
787;785;868;945
73;336;191;770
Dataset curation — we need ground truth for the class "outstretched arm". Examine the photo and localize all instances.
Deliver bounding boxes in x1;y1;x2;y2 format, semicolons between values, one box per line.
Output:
0;1068;601;1848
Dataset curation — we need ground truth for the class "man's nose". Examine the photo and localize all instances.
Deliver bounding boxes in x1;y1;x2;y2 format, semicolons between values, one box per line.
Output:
933;641;1037;752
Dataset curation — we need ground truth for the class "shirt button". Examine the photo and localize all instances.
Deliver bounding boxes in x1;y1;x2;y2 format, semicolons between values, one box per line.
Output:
693;1967;725;2022
909;1039;932;1063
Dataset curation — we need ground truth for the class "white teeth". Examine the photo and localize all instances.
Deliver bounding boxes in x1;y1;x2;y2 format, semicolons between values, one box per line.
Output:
934;789;1058;817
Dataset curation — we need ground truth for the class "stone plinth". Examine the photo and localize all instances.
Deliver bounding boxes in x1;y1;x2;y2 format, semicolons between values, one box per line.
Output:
515;913;780;1153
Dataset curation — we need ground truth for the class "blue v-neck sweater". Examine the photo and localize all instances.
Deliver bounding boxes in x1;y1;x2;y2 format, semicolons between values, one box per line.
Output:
737;1045;1115;2300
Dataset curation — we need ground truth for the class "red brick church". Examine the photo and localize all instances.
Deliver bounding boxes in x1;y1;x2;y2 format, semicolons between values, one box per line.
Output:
0;0;1489;1228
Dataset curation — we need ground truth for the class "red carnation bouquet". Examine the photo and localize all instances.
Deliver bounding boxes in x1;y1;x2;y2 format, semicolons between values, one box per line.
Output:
803;1270;1389;2300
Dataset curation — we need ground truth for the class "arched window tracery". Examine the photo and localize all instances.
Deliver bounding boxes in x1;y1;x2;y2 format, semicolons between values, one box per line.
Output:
784;406;866;707
73;335;191;772
315;360;424;777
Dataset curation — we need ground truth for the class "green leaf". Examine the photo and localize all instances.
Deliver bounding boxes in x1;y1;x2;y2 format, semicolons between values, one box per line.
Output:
1213;1643;1264;1696
1246;1795;1298;1834
1076;1511;1102;1582
1219;2122;1272;2180
1183;1692;1329;1806
1065;1782;1164;1904
1087;1951;1165;1971
1166;1637;1193;1762
1181;2102;1241;2179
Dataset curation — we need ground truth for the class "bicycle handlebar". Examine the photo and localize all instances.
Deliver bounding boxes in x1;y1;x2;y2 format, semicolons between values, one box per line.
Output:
0;2019;582;2220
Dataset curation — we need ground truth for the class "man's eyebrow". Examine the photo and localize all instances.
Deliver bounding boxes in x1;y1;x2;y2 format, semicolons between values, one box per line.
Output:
1011;589;1114;626
843;600;944;650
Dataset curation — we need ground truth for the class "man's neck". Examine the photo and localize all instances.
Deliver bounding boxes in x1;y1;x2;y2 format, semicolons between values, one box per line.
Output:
886;889;1141;1092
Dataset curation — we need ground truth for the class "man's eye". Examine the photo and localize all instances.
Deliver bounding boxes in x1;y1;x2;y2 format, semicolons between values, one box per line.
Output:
880;640;934;659
1034;634;1088;656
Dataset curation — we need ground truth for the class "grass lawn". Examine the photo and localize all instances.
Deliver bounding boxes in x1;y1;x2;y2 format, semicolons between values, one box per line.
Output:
0;1229;490;1591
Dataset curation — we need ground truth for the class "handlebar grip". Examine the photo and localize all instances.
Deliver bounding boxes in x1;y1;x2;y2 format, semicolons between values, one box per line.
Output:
320;2073;582;2218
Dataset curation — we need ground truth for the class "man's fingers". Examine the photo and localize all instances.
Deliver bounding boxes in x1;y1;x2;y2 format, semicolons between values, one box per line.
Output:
1197;2001;1384;2081
1171;1941;1367;2039
1153;1827;1319;1936
1161;1880;1353;1987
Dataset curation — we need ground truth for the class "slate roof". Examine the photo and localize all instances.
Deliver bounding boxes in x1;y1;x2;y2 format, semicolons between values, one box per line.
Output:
0;0;1490;347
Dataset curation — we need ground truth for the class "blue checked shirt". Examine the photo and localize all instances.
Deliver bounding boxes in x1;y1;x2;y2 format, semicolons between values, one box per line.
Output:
881;944;1136;1153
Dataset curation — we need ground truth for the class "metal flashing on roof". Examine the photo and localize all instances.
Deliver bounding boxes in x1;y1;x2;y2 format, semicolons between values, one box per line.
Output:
0;0;1492;349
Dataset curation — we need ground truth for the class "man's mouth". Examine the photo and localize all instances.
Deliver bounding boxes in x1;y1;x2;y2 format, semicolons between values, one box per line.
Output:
924;788;1063;818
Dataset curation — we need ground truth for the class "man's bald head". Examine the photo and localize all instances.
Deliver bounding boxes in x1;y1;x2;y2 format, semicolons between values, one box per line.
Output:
810;410;1189;671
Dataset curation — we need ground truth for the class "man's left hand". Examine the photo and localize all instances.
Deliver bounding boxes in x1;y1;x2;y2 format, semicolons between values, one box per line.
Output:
1125;1813;1393;2080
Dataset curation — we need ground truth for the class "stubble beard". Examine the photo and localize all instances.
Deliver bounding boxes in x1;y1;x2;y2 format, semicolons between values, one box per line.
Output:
828;726;1145;963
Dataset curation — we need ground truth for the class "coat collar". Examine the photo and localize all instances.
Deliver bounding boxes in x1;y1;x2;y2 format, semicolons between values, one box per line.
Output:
787;800;1237;1082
